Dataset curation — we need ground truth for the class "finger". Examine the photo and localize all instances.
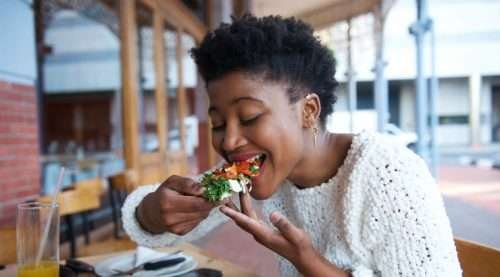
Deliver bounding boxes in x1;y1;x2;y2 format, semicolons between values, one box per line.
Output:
269;211;303;244
164;175;204;196
225;199;240;212
239;191;258;220
220;207;289;249
163;190;215;213
220;206;264;235
163;211;210;227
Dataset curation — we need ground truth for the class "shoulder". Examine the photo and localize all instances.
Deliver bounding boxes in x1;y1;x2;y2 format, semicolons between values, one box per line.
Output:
352;132;445;231
350;131;431;182
344;131;437;216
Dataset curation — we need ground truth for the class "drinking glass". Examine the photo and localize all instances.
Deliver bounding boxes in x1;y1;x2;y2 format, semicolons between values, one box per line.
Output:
16;202;59;277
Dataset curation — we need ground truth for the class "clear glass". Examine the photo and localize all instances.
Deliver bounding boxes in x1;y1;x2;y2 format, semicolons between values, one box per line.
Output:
17;202;60;277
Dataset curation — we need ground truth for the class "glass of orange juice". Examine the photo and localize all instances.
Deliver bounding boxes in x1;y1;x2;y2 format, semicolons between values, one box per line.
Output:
17;202;59;277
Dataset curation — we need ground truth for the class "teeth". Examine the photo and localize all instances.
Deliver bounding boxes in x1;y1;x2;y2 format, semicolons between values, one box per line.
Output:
252;154;264;160
241;154;265;163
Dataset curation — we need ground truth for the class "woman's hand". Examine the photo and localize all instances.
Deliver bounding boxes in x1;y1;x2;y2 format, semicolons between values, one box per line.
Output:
136;175;217;235
220;192;349;277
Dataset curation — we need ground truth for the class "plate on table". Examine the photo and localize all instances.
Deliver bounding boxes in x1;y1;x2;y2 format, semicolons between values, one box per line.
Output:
94;252;197;276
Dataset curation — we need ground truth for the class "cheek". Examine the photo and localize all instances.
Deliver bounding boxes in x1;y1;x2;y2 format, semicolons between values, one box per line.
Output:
259;120;303;173
211;132;223;154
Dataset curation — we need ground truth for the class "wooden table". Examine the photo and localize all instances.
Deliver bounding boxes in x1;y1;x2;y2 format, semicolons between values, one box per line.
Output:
0;243;257;277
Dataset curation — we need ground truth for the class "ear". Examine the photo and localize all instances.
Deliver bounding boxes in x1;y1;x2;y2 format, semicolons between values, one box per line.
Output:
302;93;321;128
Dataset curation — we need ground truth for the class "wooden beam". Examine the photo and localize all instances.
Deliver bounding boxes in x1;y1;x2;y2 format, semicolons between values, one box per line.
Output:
153;10;168;158
232;0;247;19
203;0;217;168
157;0;207;43
298;0;380;30
205;0;214;30
120;0;140;170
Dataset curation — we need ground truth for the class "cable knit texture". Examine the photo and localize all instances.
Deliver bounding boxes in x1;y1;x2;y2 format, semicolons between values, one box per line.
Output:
122;131;461;276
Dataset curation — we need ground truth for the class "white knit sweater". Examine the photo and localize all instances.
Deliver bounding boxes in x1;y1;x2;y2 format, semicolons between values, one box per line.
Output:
122;131;462;277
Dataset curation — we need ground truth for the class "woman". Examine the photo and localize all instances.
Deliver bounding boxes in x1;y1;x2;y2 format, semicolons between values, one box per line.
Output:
122;15;461;276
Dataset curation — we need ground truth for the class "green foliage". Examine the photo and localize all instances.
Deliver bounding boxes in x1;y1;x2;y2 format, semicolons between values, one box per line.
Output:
250;165;259;173
201;174;231;202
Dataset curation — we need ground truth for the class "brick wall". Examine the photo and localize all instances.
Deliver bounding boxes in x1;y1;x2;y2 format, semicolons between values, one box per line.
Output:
0;79;41;226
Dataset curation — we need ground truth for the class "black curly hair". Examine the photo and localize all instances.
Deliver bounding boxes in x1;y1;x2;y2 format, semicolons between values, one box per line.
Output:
191;14;338;123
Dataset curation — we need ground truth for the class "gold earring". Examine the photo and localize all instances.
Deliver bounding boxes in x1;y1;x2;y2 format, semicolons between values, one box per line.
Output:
312;126;318;147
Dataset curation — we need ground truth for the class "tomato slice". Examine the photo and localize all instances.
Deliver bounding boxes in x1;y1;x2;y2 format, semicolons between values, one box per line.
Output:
223;164;238;179
213;158;260;180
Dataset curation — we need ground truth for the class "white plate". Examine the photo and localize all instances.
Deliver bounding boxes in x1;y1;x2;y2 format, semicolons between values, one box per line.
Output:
94;252;197;276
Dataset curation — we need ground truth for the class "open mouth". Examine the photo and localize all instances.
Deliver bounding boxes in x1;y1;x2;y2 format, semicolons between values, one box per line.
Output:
247;153;266;168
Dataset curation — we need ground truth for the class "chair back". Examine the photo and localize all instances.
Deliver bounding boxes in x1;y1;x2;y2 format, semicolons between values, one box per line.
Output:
75;177;104;196
0;228;16;265
39;188;100;216
108;170;139;193
140;165;168;187
455;237;500;277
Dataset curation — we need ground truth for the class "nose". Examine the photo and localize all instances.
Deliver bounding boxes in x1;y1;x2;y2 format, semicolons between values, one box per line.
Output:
221;121;247;152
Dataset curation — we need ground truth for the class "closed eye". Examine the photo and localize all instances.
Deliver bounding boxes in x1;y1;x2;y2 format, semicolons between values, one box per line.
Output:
211;123;225;132
241;115;261;126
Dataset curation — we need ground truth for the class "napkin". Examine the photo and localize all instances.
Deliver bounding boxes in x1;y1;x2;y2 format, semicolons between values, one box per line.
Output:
95;246;195;276
134;246;175;267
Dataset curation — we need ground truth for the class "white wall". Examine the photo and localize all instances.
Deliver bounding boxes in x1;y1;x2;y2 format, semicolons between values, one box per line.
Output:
398;78;474;146
436;78;470;145
332;83;348;112
0;0;37;85
386;0;500;80
438;78;469;116
333;0;500;82
44;10;121;92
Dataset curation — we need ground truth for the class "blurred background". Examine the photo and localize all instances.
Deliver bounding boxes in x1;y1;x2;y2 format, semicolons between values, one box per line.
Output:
0;0;499;275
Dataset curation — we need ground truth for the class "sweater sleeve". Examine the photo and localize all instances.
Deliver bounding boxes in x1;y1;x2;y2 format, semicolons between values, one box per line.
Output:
352;149;462;277
121;183;229;248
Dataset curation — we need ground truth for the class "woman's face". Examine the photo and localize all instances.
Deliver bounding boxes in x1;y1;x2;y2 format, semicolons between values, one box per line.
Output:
207;71;306;199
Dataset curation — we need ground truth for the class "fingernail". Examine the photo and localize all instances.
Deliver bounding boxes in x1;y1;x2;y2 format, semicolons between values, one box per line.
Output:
270;212;280;224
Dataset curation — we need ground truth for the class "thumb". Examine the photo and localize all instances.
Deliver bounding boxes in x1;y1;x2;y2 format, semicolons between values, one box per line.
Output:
269;211;302;243
164;175;205;197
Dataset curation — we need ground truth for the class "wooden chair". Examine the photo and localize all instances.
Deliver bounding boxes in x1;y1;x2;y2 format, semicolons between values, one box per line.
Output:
73;172;139;258
455;237;500;277
0;228;16;266
74;178;105;245
107;170;138;238
75;177;104;196
40;185;101;258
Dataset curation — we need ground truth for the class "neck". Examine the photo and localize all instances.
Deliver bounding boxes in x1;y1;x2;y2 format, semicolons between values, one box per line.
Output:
288;132;352;189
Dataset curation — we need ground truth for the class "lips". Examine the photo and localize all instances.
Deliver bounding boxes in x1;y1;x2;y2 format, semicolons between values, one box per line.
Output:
228;153;265;165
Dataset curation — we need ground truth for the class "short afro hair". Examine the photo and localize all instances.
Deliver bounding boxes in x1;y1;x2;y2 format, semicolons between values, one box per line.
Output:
191;14;338;123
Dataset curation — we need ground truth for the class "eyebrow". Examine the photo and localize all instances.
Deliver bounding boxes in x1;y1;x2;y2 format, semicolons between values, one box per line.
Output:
208;96;264;113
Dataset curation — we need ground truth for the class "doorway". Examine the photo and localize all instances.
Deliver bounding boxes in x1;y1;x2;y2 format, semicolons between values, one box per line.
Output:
492;86;500;142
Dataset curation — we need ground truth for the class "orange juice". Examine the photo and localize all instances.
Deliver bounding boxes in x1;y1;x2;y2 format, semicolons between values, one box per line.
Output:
17;261;59;277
